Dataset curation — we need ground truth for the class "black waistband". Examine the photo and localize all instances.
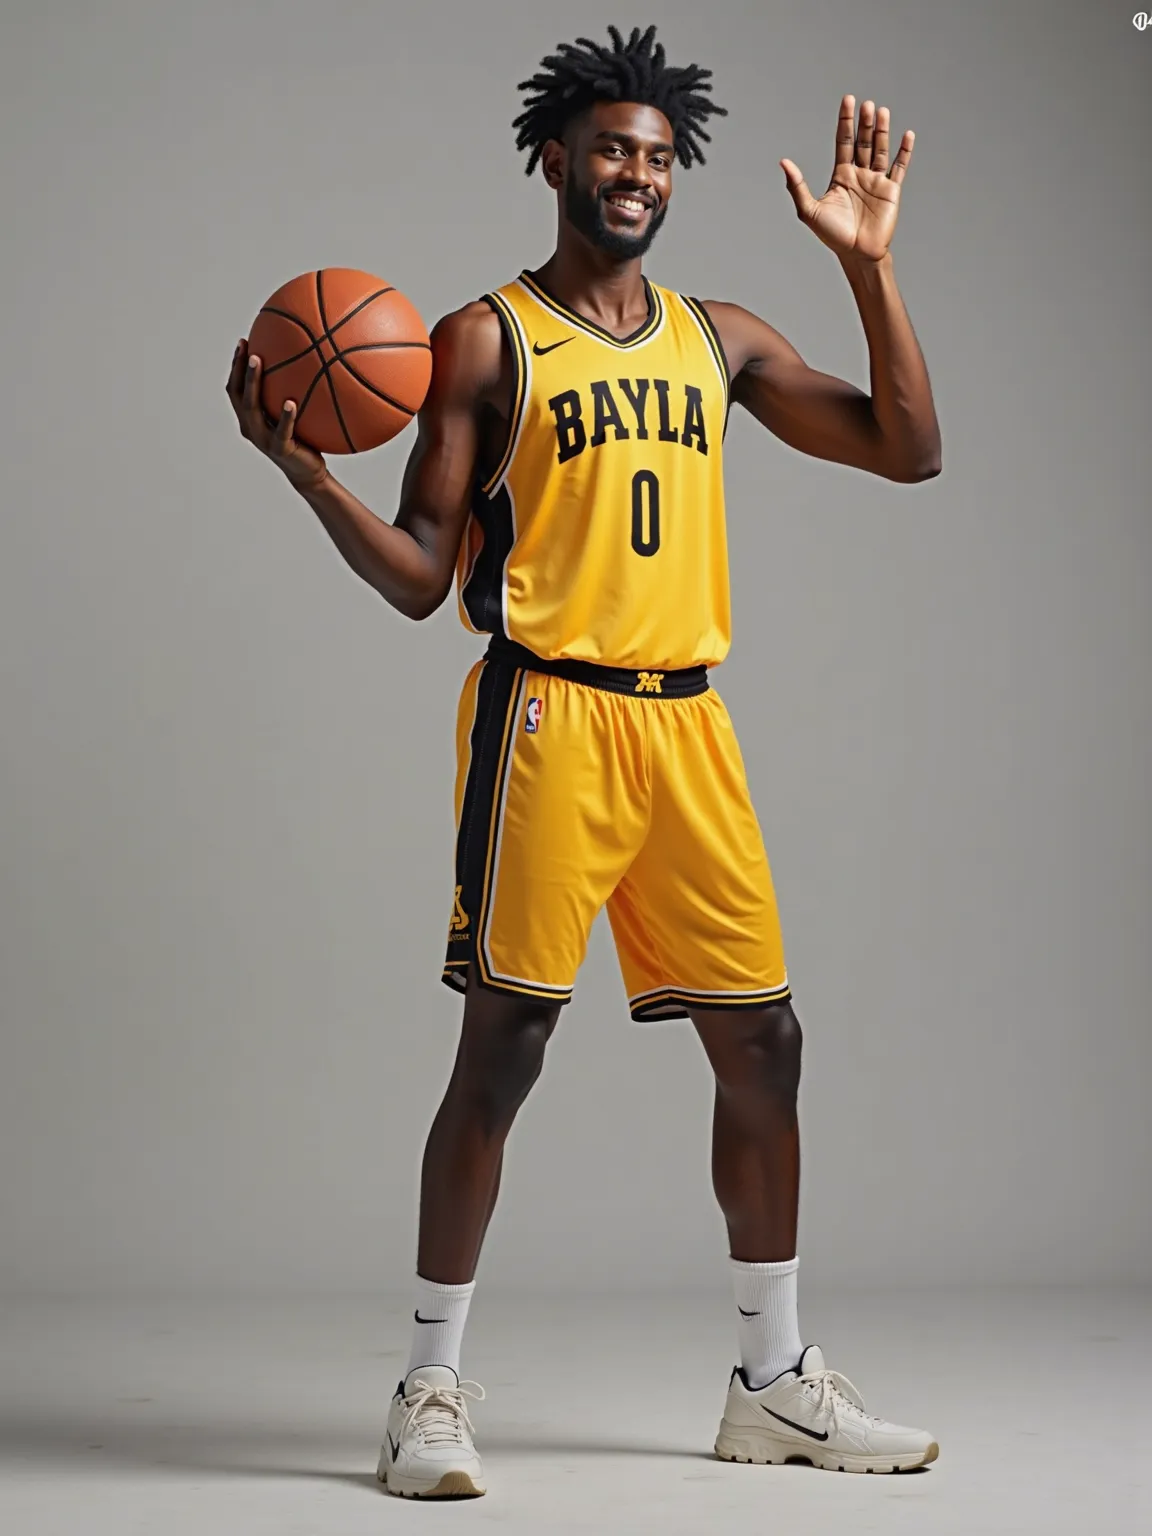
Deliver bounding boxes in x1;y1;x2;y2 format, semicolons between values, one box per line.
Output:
484;636;709;698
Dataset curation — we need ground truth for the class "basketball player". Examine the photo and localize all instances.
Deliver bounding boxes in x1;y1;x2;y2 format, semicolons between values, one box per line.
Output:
227;25;942;1500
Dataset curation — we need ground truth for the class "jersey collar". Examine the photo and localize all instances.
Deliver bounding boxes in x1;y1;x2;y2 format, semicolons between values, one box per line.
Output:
516;270;664;350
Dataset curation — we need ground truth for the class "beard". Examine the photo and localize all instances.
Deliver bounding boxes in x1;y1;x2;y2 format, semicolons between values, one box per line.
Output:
563;174;668;259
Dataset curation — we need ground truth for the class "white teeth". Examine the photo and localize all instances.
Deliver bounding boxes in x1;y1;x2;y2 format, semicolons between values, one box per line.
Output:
609;197;647;212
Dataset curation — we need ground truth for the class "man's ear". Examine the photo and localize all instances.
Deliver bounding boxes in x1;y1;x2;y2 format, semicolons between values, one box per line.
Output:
540;138;566;192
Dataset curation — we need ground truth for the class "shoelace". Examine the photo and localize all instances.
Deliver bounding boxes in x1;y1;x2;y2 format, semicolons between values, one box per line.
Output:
402;1378;486;1448
800;1368;883;1429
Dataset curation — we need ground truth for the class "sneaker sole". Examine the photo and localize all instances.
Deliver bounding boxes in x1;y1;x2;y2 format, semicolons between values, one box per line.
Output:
376;1454;485;1499
384;1470;486;1499
715;1423;939;1475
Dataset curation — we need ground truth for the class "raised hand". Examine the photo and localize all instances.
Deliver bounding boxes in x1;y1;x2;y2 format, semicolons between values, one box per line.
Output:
225;339;328;490
781;96;914;263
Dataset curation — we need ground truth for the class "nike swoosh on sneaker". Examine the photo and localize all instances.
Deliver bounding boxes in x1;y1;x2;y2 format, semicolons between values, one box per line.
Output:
414;1310;448;1324
387;1432;400;1461
532;337;574;355
761;1406;830;1442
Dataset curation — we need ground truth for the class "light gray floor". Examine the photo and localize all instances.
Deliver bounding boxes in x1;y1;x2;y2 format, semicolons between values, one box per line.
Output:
2;1287;1149;1533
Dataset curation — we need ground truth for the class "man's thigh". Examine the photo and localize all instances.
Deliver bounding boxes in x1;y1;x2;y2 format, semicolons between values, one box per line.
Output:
608;688;790;1022
445;661;649;1005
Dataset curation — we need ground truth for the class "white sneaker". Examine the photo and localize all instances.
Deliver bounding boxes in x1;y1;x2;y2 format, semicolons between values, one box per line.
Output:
376;1365;486;1499
715;1345;939;1474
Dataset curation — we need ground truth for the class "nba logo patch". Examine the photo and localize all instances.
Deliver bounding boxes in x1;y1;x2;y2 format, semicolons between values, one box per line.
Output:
525;697;543;734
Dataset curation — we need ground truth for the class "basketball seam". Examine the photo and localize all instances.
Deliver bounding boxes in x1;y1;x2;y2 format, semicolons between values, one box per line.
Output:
258;285;396;350
260;331;429;378
293;359;329;427
340;341;431;354
257;278;424;448
329;353;420;418
265;304;335;435
257;306;319;350
314;270;358;453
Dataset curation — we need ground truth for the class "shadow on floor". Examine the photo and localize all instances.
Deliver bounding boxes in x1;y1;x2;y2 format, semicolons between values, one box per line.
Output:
0;1412;716;1490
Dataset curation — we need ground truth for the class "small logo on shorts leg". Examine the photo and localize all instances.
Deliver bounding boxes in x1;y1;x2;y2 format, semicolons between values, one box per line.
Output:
448;885;470;942
525;697;544;733
635;671;665;694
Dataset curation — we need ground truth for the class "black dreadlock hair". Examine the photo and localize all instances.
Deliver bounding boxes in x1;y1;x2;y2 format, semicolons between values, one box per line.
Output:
513;24;727;177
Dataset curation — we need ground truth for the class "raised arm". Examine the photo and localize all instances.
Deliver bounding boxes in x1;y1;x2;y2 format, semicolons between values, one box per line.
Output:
704;286;940;484
703;95;941;485
226;301;506;620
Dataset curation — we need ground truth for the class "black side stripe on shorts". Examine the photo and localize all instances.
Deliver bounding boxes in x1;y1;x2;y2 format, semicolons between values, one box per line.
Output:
443;659;574;1002
448;661;521;986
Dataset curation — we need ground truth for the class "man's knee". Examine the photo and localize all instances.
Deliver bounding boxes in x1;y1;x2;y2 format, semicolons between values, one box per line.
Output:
710;1002;803;1106
454;989;560;1134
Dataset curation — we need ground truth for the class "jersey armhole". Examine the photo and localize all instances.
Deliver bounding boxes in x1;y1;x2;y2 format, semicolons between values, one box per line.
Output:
478;292;531;498
683;296;732;420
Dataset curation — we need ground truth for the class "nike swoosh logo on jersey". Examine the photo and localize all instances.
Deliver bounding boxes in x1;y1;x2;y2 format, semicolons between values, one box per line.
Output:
532;337;574;355
761;1406;830;1442
738;1307;761;1318
414;1310;447;1324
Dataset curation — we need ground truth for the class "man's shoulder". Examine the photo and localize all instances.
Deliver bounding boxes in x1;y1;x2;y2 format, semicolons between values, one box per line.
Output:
432;298;503;347
427;301;507;398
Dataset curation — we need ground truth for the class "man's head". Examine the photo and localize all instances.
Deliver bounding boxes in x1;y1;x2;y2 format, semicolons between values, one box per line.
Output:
514;25;727;261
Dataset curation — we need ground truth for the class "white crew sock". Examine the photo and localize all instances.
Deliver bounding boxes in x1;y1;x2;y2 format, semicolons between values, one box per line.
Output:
730;1256;804;1389
405;1275;475;1381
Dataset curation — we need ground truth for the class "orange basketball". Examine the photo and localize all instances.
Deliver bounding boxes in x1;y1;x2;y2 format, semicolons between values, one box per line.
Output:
248;269;432;454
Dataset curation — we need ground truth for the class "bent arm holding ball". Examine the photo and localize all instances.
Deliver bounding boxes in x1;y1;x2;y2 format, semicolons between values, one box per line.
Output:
225;303;507;622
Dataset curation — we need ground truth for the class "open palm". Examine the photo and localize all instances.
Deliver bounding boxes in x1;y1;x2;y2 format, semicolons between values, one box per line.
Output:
782;96;915;262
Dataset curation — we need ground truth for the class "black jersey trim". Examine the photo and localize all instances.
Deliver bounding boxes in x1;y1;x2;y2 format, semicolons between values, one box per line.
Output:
479;291;529;497
683;296;732;411
460;482;514;637
516;270;664;350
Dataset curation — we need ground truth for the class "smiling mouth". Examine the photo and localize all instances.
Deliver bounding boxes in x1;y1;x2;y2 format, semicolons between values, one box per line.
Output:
603;193;653;218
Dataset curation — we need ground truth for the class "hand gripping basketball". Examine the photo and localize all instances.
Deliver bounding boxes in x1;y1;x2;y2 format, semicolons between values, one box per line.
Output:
226;339;328;491
227;268;432;488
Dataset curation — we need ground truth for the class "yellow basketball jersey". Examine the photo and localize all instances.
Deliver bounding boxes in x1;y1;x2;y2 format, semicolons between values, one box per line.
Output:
455;271;732;670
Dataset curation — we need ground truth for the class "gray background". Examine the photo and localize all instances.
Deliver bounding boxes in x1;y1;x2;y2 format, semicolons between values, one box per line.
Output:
1;0;1148;1299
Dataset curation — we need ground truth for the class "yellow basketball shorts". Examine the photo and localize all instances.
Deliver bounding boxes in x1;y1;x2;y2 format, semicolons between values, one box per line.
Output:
442;639;790;1021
